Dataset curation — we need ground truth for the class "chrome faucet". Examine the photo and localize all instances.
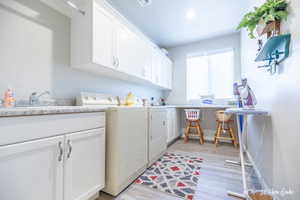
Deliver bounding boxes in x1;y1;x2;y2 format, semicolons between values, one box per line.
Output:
29;91;51;105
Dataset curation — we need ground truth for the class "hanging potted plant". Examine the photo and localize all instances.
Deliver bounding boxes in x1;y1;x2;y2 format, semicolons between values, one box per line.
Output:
237;0;289;39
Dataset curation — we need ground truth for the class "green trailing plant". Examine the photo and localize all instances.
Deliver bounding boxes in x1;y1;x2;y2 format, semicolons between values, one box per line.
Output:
237;0;289;39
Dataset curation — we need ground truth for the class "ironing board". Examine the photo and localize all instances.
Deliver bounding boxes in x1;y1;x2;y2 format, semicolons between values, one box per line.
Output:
225;108;269;199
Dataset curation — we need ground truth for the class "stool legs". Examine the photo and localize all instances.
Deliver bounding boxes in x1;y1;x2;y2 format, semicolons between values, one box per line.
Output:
184;120;204;144
215;122;222;147
199;122;205;143
196;121;204;144
184;121;191;143
214;120;237;148
229;124;238;148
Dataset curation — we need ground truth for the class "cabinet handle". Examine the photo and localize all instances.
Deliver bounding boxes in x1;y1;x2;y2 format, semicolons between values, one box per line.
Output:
58;141;63;162
113;57;116;67
116;58;120;68
67;140;72;159
163;121;166;126
113;56;119;68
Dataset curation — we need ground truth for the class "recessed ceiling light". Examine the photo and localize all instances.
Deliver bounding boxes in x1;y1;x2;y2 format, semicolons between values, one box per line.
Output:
186;10;196;20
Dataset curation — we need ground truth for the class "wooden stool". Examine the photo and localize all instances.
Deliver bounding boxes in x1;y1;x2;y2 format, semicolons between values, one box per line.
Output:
184;109;204;144
214;110;237;147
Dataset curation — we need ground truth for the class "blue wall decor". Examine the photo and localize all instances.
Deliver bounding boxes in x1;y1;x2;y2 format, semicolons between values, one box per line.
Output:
255;34;291;75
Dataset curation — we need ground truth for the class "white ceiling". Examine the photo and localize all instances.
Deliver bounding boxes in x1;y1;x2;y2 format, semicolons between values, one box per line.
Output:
107;0;246;48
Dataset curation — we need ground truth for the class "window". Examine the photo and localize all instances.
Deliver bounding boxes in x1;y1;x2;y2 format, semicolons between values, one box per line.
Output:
187;49;234;100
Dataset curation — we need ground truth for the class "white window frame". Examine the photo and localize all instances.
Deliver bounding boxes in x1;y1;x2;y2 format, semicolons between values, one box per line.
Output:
186;48;236;102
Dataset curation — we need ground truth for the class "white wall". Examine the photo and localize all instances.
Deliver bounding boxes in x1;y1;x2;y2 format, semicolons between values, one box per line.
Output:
241;0;300;199
164;33;240;141
165;33;241;104
0;0;163;102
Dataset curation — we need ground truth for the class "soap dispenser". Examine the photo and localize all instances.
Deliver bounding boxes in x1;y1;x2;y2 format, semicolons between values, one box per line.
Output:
3;87;15;108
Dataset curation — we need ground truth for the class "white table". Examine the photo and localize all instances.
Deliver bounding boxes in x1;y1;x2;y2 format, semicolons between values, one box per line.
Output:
225;108;269;199
174;104;234;109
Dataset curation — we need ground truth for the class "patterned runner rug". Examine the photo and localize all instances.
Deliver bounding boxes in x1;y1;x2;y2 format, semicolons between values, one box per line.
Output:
135;152;203;200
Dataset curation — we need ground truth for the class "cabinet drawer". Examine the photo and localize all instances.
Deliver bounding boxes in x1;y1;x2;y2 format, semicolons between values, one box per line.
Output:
0;112;105;146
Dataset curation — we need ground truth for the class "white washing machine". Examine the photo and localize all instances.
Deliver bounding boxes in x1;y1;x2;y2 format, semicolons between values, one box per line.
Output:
77;93;148;196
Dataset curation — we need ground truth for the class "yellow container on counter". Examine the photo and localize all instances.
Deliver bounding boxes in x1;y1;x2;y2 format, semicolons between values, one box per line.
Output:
125;92;135;106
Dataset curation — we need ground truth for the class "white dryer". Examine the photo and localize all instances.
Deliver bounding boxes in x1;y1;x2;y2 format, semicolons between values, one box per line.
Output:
104;106;148;195
77;93;148;196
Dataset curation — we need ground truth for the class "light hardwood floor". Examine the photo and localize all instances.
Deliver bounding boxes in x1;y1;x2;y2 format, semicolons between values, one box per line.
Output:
99;139;261;200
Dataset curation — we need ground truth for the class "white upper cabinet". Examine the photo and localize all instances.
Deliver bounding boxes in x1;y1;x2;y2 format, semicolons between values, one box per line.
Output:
164;56;173;90
69;0;172;90
114;22;139;75
142;43;153;81
134;38;152;79
92;3;115;68
151;47;163;85
151;49;173;90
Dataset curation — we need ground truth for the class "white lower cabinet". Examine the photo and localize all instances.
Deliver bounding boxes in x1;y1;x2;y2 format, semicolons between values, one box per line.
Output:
166;108;180;144
167;108;175;144
0;136;64;200
0;113;106;200
64;128;105;200
148;108;168;165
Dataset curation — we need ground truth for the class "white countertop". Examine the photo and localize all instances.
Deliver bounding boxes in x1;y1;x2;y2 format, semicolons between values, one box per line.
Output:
173;104;234;109
0;105;108;117
0;104;235;117
225;108;269;115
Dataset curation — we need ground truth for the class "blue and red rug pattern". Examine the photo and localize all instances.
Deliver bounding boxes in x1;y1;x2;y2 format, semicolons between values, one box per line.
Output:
135;153;203;200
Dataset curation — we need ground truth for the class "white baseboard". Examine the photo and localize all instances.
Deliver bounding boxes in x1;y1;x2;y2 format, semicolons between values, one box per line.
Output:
89;192;99;200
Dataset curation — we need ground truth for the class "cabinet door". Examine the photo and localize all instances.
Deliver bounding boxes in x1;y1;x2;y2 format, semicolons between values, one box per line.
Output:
93;3;115;68
64;128;105;200
166;109;174;143
161;59;168;88
160;56;173;89
135;39;152;79
115;22;138;75
0;136;64;200
143;44;153;81
151;48;163;85
166;58;173;89
174;109;180;138
149;109;168;163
